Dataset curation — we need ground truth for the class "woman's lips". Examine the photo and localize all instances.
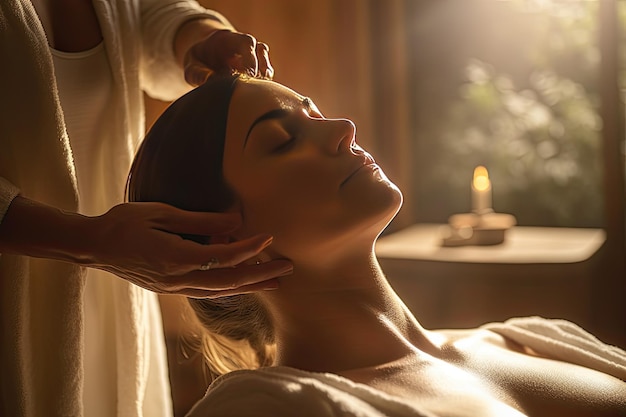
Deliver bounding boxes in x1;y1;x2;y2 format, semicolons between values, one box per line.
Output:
341;155;378;186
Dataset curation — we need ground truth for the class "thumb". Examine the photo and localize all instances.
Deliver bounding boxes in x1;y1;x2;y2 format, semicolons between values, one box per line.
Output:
157;207;242;236
184;62;212;86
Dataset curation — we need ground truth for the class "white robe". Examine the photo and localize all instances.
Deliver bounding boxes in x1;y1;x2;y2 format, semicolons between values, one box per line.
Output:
0;1;231;415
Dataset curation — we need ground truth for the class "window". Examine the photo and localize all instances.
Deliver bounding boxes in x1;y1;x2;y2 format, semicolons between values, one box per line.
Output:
406;0;624;228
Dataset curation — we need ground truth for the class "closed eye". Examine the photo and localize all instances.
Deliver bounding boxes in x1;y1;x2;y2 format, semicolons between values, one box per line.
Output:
273;136;297;153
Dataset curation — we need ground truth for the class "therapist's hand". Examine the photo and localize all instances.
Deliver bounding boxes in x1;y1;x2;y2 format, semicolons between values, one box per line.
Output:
175;19;274;86
91;202;292;298
184;29;274;85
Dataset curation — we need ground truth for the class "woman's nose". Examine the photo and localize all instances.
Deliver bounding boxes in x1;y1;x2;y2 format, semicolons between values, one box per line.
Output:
317;118;356;153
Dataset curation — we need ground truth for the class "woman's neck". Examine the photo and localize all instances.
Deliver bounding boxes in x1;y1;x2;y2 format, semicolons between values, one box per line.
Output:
259;251;436;374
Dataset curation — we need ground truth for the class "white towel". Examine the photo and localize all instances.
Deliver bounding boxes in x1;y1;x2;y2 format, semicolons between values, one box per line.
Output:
482;316;626;381
186;317;625;417
186;366;435;417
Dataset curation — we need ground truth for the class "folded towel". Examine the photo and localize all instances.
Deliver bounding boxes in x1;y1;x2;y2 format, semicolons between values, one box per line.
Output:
482;316;626;381
185;366;435;417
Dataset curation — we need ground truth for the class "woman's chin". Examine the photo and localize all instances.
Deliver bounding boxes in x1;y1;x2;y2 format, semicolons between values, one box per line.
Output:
366;178;403;220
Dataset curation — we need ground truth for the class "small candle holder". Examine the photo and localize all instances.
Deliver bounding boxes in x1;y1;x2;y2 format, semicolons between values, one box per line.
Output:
441;166;517;247
441;210;517;247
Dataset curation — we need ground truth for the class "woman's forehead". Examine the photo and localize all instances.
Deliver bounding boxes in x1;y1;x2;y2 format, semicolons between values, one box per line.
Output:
226;79;305;142
235;78;303;110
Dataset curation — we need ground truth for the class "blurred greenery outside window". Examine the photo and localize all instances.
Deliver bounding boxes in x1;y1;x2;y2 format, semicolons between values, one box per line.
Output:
410;0;625;228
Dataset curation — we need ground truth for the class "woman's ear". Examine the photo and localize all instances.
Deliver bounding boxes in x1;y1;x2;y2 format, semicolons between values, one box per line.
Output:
219;205;280;264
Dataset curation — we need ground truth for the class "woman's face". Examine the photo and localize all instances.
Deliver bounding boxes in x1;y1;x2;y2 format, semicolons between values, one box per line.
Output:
223;78;402;263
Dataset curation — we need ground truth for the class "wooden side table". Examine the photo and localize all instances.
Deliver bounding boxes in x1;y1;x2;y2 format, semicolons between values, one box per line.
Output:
375;224;606;330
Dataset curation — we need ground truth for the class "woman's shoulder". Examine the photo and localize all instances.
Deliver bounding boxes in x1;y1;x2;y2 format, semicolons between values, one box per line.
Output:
430;325;527;356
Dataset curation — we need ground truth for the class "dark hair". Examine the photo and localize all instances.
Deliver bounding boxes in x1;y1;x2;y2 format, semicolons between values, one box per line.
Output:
127;73;239;215
127;73;274;379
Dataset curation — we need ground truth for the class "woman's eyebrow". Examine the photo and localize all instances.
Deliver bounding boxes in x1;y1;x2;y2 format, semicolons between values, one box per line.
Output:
244;98;313;148
244;108;290;148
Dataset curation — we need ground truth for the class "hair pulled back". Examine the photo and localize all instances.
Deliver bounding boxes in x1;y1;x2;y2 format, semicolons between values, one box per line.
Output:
127;73;274;379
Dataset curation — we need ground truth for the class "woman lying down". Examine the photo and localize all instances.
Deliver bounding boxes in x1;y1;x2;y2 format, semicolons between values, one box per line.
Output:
127;73;626;417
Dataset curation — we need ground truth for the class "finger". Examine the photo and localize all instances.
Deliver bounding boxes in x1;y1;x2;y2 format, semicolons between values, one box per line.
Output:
186;278;280;299
256;43;274;80
155;208;242;236
178;259;293;292
226;54;244;73
184;62;213;86
229;52;258;76
230;33;258;75
181;233;276;270
209;234;230;244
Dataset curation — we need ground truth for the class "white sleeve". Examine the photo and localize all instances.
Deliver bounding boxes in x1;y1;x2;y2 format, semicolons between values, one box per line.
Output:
0;177;20;226
139;0;234;101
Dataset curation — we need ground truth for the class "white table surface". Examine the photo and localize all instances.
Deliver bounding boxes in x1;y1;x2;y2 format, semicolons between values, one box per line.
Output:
375;223;606;264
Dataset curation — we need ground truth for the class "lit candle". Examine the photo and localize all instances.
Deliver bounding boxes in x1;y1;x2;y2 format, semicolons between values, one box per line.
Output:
471;165;492;214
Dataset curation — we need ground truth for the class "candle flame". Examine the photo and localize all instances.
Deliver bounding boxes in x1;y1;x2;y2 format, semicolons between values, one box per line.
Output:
473;166;490;191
